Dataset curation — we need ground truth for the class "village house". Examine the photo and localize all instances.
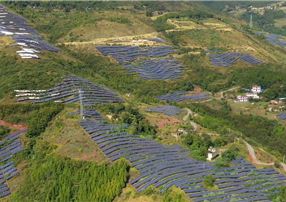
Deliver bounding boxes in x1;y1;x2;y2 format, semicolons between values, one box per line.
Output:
207;147;219;161
251;85;261;93
246;93;259;99
270;100;279;104
235;95;248;102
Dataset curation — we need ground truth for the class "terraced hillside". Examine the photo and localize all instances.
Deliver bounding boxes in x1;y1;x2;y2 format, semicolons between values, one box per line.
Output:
1;1;286;202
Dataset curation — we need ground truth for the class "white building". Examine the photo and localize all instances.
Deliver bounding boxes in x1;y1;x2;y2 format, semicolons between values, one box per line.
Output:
207;147;219;161
235;95;248;102
251;85;261;93
246;93;259;99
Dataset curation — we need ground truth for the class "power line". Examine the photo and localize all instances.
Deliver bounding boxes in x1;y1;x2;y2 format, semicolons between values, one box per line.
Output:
249;14;253;29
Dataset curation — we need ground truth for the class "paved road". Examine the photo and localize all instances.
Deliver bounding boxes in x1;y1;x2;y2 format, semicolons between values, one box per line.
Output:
183;108;197;131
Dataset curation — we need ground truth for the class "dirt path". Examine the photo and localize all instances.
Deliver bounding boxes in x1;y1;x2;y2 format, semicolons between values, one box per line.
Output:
220;86;240;99
0;120;27;131
242;139;274;166
183;108;197;131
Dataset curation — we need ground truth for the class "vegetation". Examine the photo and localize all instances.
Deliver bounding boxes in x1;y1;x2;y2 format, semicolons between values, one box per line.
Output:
204;175;215;187
241;10;286;36
12;142;129;202
0;125;11;140
187;102;286;157
26;103;64;137
1;1;286;201
203;2;274;12
95;104;157;136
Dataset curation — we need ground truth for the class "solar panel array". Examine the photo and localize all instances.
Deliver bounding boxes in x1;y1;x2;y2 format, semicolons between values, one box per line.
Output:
266;34;286;49
15;75;124;106
209;53;264;67
122;57;183;80
148;38;167;43
254;32;286;50
69;108;104;121
77;112;285;201
96;46;176;63
156;92;210;102
0;128;27;199
0;5;59;59
148;105;183;116
278;113;286;120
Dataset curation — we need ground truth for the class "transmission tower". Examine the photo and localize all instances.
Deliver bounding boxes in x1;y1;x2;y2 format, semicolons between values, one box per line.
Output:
249;14;253;29
79;89;84;120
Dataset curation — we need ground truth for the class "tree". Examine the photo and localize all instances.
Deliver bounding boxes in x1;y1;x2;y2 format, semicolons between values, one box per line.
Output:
222;147;239;162
184;134;193;146
215;159;230;170
274;161;280;168
213;137;227;147
146;10;153;17
204;175;215;187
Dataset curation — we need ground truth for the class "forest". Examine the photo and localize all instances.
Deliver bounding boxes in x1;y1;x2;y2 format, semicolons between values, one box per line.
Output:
12;142;129;202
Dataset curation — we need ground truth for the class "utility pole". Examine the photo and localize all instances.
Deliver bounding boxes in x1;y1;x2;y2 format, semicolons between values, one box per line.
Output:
249;14;253;29
79;89;84;120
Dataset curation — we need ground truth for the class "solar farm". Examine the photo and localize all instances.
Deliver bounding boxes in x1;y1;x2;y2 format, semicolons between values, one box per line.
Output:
77;109;286;201
148;105;183;116
0;4;59;59
123;57;184;80
0;128;27;199
209;52;264;67
156;91;210;102
96;44;184;80
254;32;286;50
96;45;177;63
278;113;286;120
148;38;167;43
15;75;124;106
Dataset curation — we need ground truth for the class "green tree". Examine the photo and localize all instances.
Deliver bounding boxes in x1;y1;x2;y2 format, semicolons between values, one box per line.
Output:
204;175;215;187
222;147;239;162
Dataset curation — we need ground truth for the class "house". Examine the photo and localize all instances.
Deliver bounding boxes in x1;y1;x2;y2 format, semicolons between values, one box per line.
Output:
251;85;261;93
246;93;259;99
178;128;188;135
235;95;248;102
207;147;219;161
270;100;279;104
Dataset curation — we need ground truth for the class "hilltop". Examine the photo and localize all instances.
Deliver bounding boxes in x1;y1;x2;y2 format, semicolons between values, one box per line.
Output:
1;1;286;202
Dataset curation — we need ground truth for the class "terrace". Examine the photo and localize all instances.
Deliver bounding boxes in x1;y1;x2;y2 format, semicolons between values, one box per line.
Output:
0;5;59;59
77;111;285;201
14;76;124;105
123;58;183;80
147;105;183;116
0;128;27;199
209;52;264;67
254;32;286;50
156;91;210;102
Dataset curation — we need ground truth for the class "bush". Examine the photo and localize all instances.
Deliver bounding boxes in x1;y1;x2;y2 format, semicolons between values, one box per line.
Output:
274;161;280;168
222;147;239;162
204;175;215;187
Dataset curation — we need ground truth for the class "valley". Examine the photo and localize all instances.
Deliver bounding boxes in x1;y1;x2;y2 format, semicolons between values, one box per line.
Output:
1;1;286;202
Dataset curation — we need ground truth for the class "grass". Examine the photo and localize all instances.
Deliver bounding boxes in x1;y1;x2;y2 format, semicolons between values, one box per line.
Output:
228;100;277;120
59;10;156;43
41;106;108;163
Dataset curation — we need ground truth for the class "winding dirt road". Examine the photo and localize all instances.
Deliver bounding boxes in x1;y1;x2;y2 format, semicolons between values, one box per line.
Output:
183;108;197;131
242;139;274;166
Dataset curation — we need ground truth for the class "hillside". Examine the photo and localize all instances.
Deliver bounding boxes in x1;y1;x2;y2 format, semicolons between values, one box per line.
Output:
1;1;286;202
